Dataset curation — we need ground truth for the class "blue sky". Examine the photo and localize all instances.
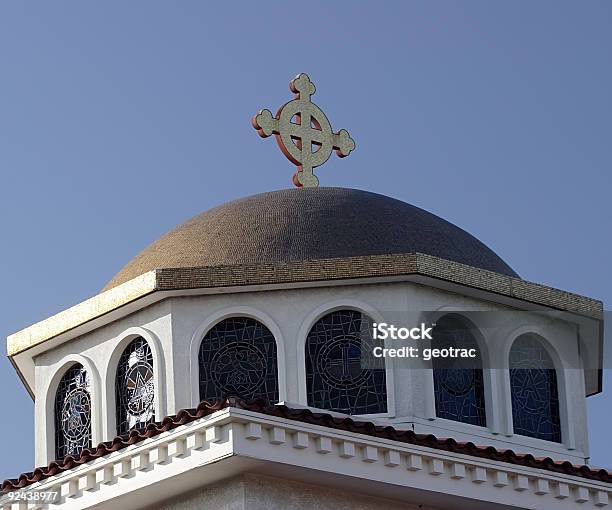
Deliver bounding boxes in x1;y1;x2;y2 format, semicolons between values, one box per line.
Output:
0;2;610;479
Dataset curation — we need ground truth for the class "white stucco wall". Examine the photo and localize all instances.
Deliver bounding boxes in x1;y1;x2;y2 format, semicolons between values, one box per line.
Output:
32;279;591;467
152;474;425;510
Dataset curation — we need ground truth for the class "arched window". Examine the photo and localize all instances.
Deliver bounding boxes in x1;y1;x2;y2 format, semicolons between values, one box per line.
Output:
199;317;279;404
115;337;155;435
305;310;387;415
54;363;92;460
432;316;486;427
510;334;561;442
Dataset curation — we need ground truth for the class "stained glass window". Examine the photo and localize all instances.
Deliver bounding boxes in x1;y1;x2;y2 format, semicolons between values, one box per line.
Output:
116;337;155;435
54;364;92;460
305;310;387;415
199;317;279;404
432;316;486;427
510;335;561;443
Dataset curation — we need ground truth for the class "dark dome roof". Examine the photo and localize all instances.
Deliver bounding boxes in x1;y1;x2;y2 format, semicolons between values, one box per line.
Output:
103;187;517;291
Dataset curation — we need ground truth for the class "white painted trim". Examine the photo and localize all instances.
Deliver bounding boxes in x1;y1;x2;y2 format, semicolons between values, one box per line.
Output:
501;327;574;450
6;407;609;510
103;327;166;441
187;306;288;407
295;299;395;418
42;355;102;466
421;310;497;433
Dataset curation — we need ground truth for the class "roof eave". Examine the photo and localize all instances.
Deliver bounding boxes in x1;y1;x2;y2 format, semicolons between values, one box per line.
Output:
6;252;604;396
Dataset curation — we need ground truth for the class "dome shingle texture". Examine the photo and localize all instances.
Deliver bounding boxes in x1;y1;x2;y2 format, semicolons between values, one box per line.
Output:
103;187;517;291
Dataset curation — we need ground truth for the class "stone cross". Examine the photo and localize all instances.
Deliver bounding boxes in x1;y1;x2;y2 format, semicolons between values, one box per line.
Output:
252;73;355;188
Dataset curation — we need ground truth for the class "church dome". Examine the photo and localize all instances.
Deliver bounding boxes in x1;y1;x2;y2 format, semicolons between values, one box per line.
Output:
103;187;517;291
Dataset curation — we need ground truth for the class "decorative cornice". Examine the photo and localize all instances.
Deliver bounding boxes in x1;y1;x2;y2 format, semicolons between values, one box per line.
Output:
1;401;610;509
6;253;603;357
0;399;612;503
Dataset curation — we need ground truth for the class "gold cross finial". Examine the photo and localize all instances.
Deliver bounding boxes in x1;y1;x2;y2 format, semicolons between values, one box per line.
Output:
252;73;355;188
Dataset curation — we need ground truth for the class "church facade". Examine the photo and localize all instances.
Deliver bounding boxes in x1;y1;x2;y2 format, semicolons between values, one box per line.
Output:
1;76;610;509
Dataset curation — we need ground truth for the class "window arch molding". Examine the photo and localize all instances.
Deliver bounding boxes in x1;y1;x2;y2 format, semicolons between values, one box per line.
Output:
104;327;166;440
423;309;491;353
296;299;394;416
501;327;571;446
188;306;286;408
43;354;101;465
424;309;492;363
499;323;564;368
424;311;492;429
